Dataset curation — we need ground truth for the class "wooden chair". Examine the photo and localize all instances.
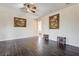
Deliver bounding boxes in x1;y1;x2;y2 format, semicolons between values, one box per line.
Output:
57;36;66;48
43;34;49;41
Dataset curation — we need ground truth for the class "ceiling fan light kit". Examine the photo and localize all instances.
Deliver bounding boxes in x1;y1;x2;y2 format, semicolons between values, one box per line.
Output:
21;3;37;13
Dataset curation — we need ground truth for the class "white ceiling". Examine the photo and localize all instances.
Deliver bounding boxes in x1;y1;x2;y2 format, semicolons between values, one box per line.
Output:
0;3;75;19
35;3;75;17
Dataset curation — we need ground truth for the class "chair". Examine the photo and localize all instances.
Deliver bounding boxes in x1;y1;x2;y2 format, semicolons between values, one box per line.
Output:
43;34;49;41
57;36;66;48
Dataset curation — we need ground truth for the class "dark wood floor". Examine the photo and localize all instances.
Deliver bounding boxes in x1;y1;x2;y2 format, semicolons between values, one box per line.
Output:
0;36;79;56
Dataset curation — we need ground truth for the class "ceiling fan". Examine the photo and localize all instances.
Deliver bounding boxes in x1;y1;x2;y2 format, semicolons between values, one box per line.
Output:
21;3;37;13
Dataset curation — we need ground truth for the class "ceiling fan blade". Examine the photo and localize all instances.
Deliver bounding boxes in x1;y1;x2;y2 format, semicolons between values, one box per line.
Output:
30;10;36;13
20;7;28;13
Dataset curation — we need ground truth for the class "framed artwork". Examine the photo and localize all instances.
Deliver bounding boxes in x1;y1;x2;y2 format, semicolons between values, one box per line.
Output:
49;14;59;29
14;17;26;27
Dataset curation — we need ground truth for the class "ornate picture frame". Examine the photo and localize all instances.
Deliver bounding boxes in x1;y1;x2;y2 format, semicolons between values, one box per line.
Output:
49;14;59;29
14;17;26;27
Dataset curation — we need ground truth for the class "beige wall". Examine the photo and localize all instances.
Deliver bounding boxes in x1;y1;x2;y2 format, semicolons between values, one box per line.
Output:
39;4;79;47
0;5;38;41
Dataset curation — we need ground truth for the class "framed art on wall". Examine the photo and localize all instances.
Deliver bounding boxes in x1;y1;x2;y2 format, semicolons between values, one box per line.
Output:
14;17;26;27
49;14;59;29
